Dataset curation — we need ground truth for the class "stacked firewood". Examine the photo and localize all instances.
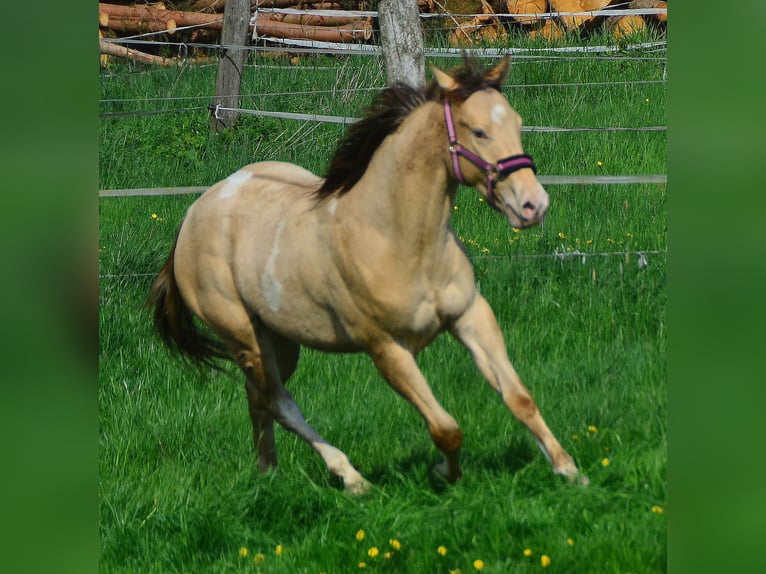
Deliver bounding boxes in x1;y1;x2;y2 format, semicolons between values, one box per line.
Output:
98;1;667;65
450;0;667;46
98;2;375;44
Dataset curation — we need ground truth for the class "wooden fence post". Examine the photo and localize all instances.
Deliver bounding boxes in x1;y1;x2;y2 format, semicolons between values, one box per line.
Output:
378;0;425;88
210;0;251;133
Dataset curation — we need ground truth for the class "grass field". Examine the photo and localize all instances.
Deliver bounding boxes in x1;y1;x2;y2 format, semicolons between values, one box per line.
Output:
99;32;666;574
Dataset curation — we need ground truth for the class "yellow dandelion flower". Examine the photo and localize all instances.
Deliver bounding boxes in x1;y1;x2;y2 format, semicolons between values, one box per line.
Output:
541;555;551;567
479;198;485;202
238;547;249;558
453;205;459;211
151;213;158;219
645;98;650;103
473;559;485;570
571;434;580;441
558;231;566;239
523;548;533;557
567;538;574;546
512;228;520;233
450;570;462;574
652;505;664;514
383;552;393;559
389;539;401;550
586;239;593;244
597;161;603;167
601;457;610;467
275;545;283;555
355;529;365;541
254;553;265;564
368;547;379;558
588;425;598;433
358;562;366;568
437;545;448;556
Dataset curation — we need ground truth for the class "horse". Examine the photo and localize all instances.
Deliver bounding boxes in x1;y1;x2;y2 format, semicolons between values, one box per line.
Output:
149;56;585;494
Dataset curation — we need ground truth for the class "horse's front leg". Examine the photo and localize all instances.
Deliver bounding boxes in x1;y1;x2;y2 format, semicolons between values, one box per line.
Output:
450;294;587;485
370;342;463;482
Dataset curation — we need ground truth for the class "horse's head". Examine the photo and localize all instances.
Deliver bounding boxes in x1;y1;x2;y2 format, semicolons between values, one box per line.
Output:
433;57;549;229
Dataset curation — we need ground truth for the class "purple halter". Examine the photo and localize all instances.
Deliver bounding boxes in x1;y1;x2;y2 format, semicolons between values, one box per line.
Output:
443;98;537;204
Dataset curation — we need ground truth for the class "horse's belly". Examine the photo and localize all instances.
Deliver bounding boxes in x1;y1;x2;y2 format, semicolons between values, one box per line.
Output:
258;304;361;352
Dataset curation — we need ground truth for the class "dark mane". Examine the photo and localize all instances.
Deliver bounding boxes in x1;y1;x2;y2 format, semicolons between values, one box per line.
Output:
315;83;426;198
315;55;503;198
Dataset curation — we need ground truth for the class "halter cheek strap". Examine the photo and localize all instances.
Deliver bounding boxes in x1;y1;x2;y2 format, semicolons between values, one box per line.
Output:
443;99;537;201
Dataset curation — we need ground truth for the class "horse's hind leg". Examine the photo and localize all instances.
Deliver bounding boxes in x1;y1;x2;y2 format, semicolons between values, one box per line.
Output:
234;323;369;494
246;333;300;473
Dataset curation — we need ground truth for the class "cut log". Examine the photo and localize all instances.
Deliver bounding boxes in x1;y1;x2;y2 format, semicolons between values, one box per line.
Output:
549;0;614;31
506;0;548;26
271;13;366;27
254;13;373;42
630;0;667;23
449;0;506;47
528;17;565;41
607;14;647;39
193;0;337;9
99;38;175;66
193;0;227;11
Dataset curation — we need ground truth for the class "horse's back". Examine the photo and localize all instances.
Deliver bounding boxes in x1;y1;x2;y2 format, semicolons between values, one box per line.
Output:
201;161;321;204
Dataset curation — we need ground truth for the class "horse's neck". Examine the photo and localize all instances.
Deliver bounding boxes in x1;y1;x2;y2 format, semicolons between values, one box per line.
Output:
347;102;454;247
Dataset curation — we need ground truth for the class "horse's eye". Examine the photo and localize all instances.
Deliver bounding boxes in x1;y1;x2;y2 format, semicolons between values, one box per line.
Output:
472;128;489;140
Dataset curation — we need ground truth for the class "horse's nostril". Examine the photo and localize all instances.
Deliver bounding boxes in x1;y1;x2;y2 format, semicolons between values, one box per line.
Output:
522;201;536;214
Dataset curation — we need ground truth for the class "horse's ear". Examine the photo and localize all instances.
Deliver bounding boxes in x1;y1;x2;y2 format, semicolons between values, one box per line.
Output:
430;64;459;92
485;55;510;85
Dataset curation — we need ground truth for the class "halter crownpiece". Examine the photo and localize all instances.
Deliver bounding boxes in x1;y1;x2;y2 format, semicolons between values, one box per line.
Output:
443;99;537;202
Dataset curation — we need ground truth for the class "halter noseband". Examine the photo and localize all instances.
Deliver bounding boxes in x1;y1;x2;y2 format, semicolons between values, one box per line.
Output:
443;98;537;203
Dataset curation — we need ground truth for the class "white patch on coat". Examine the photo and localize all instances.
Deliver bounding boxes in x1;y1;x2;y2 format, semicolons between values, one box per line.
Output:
327;198;338;216
490;104;507;125
261;220;285;312
219;170;251;199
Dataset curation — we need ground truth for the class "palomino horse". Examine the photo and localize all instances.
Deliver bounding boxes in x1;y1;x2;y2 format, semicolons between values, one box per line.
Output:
149;56;585;493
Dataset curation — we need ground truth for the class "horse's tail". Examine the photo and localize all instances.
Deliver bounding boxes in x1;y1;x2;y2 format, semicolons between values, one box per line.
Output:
148;230;230;368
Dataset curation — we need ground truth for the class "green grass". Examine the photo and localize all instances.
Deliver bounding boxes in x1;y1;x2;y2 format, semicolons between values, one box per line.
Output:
100;34;666;574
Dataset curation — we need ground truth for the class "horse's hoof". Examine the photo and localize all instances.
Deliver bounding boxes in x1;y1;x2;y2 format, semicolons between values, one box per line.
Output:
344;478;371;496
434;461;462;483
555;462;588;486
575;473;590;486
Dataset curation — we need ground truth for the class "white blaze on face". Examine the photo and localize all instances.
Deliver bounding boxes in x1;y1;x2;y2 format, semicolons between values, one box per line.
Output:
490;104;507;126
219;170;251;199
261;220;285;312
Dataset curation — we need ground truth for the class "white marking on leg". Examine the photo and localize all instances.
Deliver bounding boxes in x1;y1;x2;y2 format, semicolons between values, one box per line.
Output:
261;220;285;312
491;104;507;125
219;170;251;199
274;392;369;493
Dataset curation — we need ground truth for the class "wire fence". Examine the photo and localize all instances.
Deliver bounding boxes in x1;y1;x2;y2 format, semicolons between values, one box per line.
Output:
99;6;666;276
98;249;666;282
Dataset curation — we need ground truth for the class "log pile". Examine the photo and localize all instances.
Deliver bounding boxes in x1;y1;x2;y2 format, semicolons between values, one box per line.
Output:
98;1;667;65
451;0;667;45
